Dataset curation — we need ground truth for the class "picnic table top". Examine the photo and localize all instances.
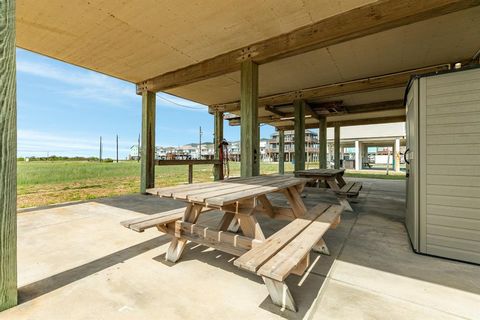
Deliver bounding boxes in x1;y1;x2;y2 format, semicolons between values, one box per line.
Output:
294;168;345;177
146;175;310;207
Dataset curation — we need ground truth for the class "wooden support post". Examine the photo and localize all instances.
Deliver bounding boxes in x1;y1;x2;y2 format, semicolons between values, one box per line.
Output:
334;123;341;169
140;91;156;193
0;0;18;310
278;130;285;174
240;60;259;177
355;140;361;170
394;138;401;172
188;164;193;184
294;100;305;172
214;111;224;180
318;116;327;169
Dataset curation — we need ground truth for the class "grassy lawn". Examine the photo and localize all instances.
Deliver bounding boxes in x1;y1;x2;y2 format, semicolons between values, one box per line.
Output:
17;160;404;208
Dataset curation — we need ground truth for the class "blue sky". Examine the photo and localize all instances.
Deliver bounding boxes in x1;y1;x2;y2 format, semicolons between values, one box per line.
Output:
17;48;275;159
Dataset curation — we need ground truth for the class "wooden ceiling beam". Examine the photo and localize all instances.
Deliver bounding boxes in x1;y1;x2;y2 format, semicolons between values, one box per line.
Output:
264;105;287;117
310;101;344;115
344;100;404;113
304;103;320;120
137;1;478;93
227;100;406;126
275;116;406;130
209;63;452;113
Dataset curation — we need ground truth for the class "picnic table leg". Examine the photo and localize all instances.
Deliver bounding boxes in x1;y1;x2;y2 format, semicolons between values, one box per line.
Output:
257;195;275;218
326;179;354;212
237;214;265;240
282;186;307;218
326;179;339;190
339;196;353;212
336;173;347;188
166;204;203;263
216;211;241;233
312;237;330;255
227;219;241;233
263;278;297;312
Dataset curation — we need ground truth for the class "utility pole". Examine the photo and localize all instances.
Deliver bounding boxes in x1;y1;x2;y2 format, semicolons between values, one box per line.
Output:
116;134;119;163
386;147;391;175
99;136;102;162
199;126;203;159
137;133;141;162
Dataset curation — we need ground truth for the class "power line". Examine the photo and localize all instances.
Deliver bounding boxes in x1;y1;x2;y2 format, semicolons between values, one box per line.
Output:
155;93;205;110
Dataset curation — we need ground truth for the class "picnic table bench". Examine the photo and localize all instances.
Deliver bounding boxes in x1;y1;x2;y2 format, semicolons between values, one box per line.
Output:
121;175;344;312
295;169;362;211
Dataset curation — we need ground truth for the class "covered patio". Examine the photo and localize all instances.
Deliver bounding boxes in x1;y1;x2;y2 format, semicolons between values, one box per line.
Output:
1;179;478;319
1;0;480;316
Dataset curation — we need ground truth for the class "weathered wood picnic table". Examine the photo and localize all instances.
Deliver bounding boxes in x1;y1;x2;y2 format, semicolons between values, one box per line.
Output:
121;175;344;312
295;169;362;211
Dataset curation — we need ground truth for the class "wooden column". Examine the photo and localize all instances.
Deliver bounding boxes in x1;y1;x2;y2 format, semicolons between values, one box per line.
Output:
355;140;361;170
294;100;305;171
278;130;285;174
394;138;401;172
214;111;224;180
140;91;156;193
240;60;259;177
318;116;327;169
0;0;17;311
334;123;341;169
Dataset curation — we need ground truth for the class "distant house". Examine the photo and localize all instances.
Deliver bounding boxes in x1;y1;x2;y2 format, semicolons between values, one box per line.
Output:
129;145;140;160
131;143;216;160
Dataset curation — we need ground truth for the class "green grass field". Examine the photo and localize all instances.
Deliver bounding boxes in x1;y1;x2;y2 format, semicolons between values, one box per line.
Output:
17;160;404;208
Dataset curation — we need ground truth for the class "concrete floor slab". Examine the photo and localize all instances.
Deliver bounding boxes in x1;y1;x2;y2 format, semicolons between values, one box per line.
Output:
310;279;465;320
2;178;479;319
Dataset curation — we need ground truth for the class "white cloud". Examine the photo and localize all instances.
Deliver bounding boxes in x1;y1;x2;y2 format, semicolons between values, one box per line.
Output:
16;51;208;111
17;58;137;107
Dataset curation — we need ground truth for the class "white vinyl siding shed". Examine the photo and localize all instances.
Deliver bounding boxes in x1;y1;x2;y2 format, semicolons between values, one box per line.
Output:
419;68;480;264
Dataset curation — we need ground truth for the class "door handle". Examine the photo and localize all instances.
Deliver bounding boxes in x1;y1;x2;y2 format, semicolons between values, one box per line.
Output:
404;148;410;165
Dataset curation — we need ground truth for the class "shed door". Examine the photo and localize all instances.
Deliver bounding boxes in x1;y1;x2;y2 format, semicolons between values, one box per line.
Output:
405;79;419;251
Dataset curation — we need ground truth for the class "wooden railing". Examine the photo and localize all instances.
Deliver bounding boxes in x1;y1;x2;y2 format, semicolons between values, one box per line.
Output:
155;159;222;184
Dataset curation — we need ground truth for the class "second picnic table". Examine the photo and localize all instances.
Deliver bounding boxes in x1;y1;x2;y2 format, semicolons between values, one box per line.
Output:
294;168;363;211
121;175;344;312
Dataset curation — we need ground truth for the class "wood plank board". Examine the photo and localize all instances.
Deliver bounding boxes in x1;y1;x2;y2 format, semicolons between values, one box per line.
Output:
205;177;308;206
179;176;288;201
335;182;363;196
130;212;185;233
120;207;187;228
295;169;345;177
148;175;271;198
171;176;270;199
178;221;258;256
258;205;343;281
349;182;363;194
339;181;355;193
234;203;331;272
147;176;280;198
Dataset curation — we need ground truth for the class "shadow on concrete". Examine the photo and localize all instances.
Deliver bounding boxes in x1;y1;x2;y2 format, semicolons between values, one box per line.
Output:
94;194;185;215
152;242;328;320
18;235;170;303
335;179;480;296
148;202;359;319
